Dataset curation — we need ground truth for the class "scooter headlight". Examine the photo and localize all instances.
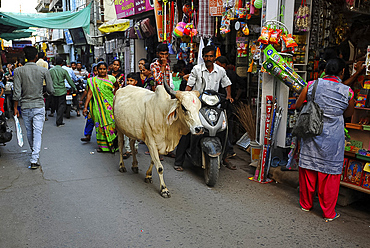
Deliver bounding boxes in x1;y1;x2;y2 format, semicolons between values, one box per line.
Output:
201;94;220;106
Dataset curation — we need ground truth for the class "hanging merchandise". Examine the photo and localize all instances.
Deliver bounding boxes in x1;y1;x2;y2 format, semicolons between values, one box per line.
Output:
198;0;215;38
257;26;270;44
197;37;205;64
282;33;298;49
295;0;310;32
236;37;248;57
262;45;307;93
173;22;186;38
254;0;263;9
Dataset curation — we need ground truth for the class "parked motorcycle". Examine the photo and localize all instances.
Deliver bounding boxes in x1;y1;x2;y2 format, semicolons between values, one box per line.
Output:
0;111;12;156
65;76;86;118
186;90;228;187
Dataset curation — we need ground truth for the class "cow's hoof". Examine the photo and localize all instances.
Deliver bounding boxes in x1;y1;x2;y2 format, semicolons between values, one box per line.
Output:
132;167;139;173
144;177;153;183
118;167;127;173
160;190;171;198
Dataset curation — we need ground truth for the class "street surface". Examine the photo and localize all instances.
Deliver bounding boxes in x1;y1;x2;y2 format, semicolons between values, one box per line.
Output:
1;113;369;248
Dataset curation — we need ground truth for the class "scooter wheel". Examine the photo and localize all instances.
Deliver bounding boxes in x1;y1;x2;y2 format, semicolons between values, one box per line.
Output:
204;155;220;187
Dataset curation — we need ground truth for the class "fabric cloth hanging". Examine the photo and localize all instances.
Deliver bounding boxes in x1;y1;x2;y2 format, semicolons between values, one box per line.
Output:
197;37;205;64
197;0;215;38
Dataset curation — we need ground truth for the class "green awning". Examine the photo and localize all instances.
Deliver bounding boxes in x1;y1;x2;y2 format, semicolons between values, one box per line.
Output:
0;2;92;35
0;31;34;40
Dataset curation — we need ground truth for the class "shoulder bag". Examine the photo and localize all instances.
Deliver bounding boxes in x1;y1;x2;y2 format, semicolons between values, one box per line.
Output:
292;80;324;138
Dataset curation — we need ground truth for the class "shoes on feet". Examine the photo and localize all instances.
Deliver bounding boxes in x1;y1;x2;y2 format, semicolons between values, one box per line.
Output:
81;135;91;142
57;123;65;127
77;112;81;117
165;151;176;158
122;151;131;159
301;207;310;212
174;165;184;171
226;152;236;159
29;163;39;170
324;213;340;222
48;113;54;117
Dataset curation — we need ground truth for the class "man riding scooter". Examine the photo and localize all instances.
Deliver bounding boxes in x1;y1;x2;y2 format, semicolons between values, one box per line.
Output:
174;45;235;172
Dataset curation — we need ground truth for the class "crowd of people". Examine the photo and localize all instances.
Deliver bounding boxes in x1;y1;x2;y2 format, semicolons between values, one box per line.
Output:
4;43;244;170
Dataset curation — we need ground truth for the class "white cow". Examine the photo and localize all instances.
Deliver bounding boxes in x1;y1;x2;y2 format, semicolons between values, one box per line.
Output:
113;83;203;197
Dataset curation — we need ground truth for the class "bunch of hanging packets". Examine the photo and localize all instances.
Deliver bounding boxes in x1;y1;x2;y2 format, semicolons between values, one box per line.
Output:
262;44;307;93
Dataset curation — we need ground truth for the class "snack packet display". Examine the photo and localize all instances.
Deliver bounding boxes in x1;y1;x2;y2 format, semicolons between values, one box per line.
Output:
269;29;282;45
282;34;298;48
263;45;307;93
258;26;270;44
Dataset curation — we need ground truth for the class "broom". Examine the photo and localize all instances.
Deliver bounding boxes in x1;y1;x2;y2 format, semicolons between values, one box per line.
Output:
235;102;256;141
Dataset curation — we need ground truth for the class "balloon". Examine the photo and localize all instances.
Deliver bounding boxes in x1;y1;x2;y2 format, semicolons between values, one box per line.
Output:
254;0;263;9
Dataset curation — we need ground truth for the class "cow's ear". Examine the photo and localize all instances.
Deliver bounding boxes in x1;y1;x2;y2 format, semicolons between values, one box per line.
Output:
193;90;200;97
166;102;178;125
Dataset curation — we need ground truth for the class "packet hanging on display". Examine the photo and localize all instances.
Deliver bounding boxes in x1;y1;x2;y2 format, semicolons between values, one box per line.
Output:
282;34;298;48
258;26;270;44
263;45;307;93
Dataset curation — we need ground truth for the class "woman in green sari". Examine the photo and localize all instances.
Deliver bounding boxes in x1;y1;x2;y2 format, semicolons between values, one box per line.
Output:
83;61;117;152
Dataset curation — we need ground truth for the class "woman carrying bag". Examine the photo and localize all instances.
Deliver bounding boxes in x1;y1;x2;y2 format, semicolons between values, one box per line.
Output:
296;58;355;222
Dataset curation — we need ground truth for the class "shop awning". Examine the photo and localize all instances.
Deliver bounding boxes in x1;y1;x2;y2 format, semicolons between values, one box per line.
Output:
0;2;92;35
0;30;34;40
98;19;130;34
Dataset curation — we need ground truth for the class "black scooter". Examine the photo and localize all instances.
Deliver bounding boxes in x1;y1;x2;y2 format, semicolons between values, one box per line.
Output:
186;90;228;187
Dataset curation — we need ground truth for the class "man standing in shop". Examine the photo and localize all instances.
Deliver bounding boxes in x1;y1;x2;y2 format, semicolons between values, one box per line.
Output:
174;45;234;171
150;43;171;89
49;56;77;127
13;46;55;169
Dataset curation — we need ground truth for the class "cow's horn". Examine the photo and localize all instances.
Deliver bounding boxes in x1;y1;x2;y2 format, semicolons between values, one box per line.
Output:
163;75;177;98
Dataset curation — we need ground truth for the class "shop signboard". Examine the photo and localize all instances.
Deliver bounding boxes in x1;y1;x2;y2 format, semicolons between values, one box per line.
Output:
115;0;154;19
12;40;32;49
209;0;223;16
115;0;135;19
135;0;154;15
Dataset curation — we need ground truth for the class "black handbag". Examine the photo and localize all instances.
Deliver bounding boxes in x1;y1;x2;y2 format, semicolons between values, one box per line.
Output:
292;80;324;138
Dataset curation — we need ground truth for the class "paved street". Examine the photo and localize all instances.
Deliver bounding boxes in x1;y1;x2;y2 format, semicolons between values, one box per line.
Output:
1;113;369;248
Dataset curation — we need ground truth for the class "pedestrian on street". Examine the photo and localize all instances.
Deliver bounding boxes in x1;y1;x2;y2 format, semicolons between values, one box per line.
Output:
296;58;355;222
108;59;124;92
13;46;55;169
80;64;98;142
83;61;117;153
62;61;79;117
150;43;171;90
36;52;50;121
49;56;77;127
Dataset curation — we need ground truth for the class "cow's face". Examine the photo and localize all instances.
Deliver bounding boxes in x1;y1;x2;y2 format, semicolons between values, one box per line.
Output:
176;91;203;135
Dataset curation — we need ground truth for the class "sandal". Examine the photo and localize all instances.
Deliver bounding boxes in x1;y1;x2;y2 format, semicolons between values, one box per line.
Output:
96;148;104;153
165;151;176;158
174;165;184;171
324;213;340;222
122;152;131;159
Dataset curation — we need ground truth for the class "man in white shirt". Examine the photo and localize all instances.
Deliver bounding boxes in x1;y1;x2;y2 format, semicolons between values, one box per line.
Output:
186;45;233;102
74;61;89;78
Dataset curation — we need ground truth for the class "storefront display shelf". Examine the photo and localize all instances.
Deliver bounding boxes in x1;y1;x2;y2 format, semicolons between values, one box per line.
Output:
345;123;363;130
354;107;370;111
340;181;370;194
345;151;357;158
355;154;370;162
